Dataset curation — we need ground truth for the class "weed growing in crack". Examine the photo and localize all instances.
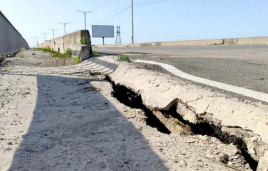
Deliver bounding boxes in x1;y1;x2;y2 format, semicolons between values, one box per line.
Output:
118;55;130;62
92;51;99;56
76;56;81;64
37;47;73;58
65;48;72;57
81;37;86;45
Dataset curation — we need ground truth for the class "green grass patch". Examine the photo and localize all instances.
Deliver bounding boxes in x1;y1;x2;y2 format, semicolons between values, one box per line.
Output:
92;51;99;56
36;47;83;64
65;48;72;57
75;56;81;64
36;47;54;53
118;55;130;62
37;47;73;58
81;37;86;45
32;53;36;55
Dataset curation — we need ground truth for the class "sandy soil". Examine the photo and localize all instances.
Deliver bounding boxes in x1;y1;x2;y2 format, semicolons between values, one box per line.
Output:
0;50;251;170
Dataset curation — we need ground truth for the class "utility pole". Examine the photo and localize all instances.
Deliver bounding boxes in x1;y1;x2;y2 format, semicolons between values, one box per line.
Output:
33;36;39;47
49;28;57;39
31;38;34;48
76;10;94;30
59;22;71;35
36;37;39;47
41;32;48;42
131;0;134;44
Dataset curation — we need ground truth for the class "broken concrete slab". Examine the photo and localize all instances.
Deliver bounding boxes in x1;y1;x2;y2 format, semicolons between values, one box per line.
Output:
108;62;268;168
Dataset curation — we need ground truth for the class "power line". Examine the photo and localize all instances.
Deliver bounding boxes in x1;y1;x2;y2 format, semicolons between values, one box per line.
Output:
41;32;48;42
48;28;57;39
41;0;167;44
76;10;94;30
59;22;71;35
94;0;168;44
134;0;154;5
96;6;131;24
135;0;167;6
32;36;39;47
75;1;113;30
93;0;112;11
96;0;167;24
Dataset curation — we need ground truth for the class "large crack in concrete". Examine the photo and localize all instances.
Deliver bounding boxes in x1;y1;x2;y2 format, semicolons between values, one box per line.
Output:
106;75;268;171
176;99;268;166
109;79;171;134
4;51;267;170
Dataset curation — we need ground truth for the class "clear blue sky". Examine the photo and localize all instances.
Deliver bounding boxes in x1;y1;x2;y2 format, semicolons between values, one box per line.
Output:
1;0;268;47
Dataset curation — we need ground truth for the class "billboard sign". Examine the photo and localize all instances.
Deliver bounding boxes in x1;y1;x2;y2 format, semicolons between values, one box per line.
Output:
92;25;114;38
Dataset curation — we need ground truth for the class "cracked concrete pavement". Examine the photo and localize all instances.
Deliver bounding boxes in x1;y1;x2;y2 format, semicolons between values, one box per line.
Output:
0;49;263;170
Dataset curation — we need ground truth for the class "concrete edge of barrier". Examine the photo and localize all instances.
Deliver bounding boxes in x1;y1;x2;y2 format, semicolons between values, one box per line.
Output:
102;61;268;170
37;30;92;61
0;11;29;55
95;36;268;48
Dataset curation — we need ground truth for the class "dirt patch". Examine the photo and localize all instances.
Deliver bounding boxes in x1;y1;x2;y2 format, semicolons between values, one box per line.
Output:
11;49;76;68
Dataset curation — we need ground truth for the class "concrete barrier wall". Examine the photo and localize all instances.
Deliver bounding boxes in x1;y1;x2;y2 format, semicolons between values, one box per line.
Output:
0;11;29;56
98;36;268;48
224;37;268;45
37;30;92;61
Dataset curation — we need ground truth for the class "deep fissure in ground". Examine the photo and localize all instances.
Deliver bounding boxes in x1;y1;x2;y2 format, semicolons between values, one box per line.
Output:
110;82;170;134
107;78;258;170
163;105;258;170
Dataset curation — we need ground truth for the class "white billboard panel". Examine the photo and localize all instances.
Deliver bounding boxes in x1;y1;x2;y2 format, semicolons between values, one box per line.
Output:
92;25;114;38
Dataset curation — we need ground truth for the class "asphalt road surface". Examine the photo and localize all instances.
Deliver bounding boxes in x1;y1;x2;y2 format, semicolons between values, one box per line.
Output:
94;45;268;94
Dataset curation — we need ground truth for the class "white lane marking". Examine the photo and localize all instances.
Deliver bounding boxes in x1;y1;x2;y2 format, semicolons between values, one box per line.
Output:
134;60;268;103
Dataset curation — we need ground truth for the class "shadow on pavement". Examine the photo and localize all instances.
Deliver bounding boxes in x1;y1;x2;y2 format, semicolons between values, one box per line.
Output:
8;74;168;171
